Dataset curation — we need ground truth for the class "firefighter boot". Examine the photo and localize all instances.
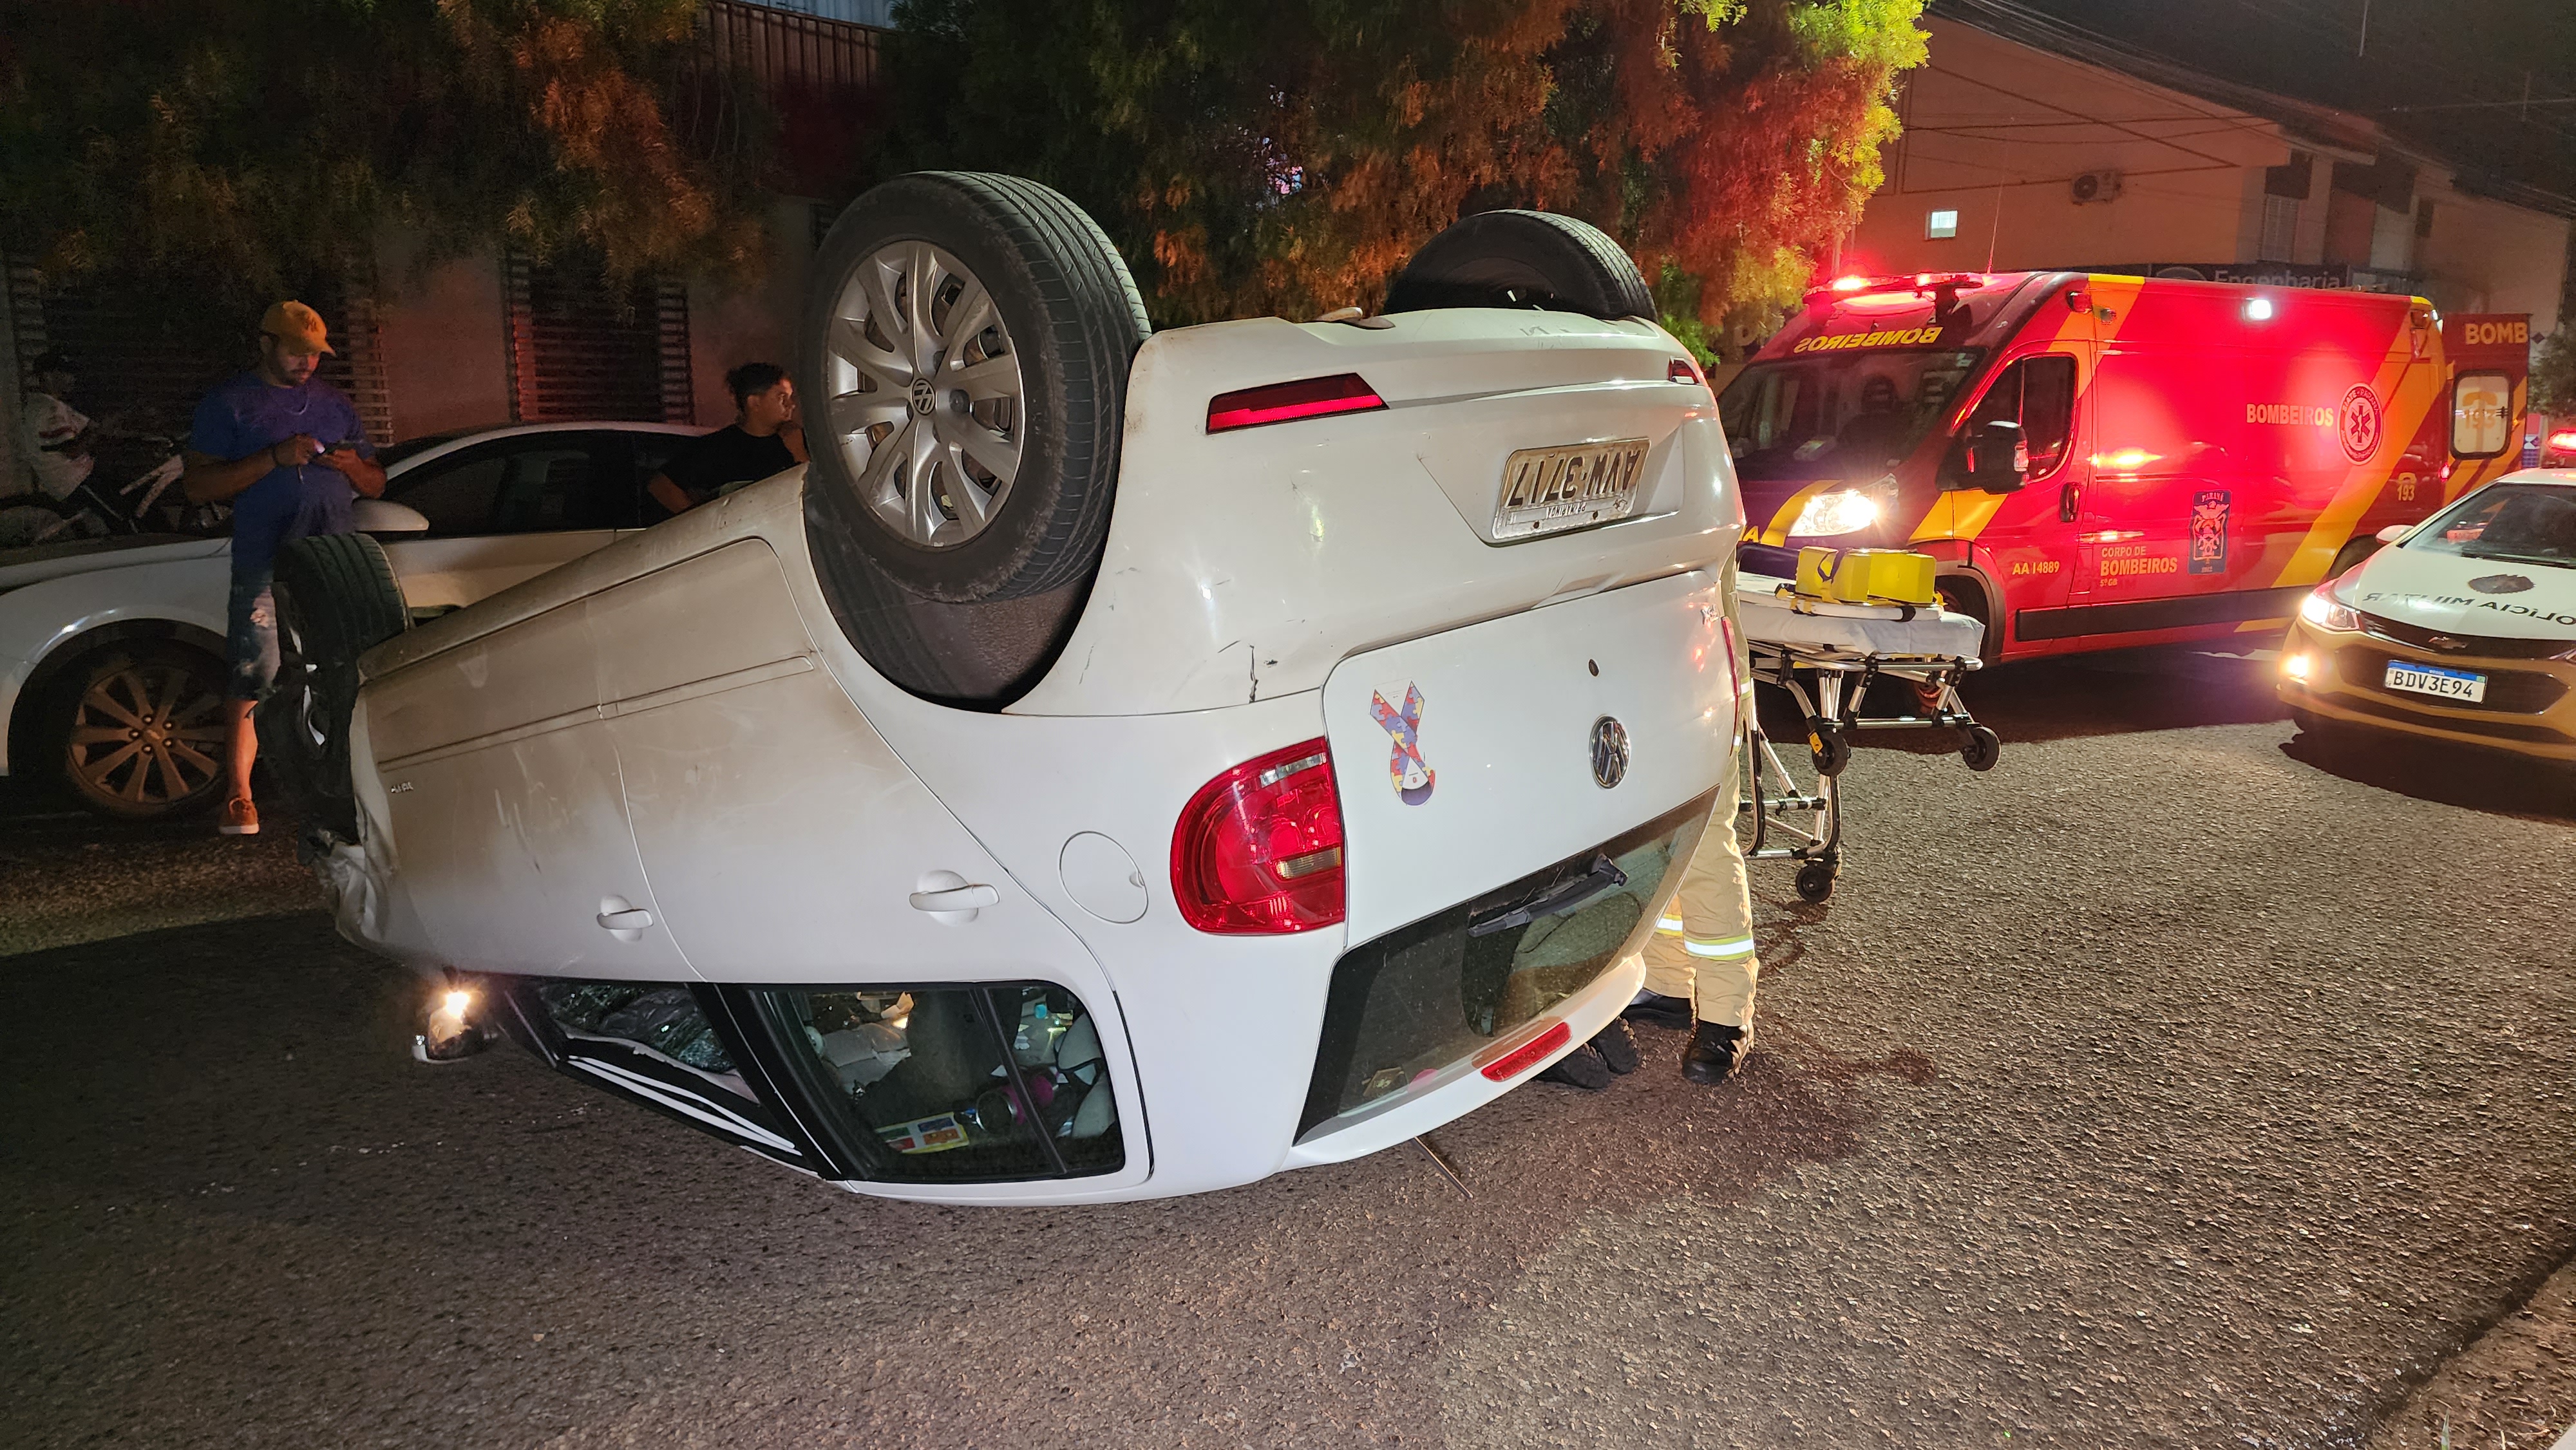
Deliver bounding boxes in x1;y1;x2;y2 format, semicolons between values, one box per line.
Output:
1537;1044;1613;1091
1590;1019;1641;1075
1682;1022;1746;1086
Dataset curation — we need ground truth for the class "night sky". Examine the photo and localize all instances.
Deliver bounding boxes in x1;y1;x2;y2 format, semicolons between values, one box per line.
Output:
1949;0;2576;200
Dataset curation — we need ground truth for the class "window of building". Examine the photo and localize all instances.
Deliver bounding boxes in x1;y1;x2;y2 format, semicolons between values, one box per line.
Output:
502;252;694;425
2259;194;2300;262
1926;209;1959;240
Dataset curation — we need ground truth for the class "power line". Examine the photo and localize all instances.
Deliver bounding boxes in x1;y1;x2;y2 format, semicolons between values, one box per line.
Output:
2374;99;2576;113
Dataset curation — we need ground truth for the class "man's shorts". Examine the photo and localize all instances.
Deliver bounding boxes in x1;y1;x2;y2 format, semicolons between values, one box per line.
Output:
227;572;279;701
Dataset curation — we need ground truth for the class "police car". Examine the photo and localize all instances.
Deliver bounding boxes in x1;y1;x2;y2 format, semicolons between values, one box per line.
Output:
2281;469;2576;762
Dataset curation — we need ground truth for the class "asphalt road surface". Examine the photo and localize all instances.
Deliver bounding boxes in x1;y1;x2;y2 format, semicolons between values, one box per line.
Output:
5;646;2572;1449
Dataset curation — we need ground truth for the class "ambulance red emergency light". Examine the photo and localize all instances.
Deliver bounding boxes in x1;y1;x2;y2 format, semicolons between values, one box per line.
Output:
1717;270;2531;660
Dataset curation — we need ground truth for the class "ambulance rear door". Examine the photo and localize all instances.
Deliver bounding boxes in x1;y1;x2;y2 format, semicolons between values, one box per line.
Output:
2441;314;2533;502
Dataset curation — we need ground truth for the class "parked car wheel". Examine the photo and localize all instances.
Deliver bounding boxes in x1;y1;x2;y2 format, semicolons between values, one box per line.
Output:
261;532;410;838
43;642;231;819
1380;211;1654;321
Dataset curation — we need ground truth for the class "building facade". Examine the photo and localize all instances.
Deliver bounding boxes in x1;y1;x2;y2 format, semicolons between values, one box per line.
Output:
1841;12;2573;335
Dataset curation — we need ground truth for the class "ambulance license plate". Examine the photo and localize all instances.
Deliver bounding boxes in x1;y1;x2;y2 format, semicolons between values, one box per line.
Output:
2384;660;2486;703
1492;438;1650;540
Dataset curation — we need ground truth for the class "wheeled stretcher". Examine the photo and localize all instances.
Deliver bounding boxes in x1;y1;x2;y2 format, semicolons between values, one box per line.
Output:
1732;572;2000;902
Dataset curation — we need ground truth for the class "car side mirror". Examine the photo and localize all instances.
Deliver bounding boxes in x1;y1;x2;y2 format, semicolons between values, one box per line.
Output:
351;498;431;534
1946;419;2027;493
2375;523;2411;544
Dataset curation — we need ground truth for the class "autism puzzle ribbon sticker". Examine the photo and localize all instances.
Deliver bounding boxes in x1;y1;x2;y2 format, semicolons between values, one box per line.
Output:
1369;683;1435;806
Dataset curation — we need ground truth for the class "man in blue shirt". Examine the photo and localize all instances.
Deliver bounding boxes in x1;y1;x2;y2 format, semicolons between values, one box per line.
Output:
183;301;386;836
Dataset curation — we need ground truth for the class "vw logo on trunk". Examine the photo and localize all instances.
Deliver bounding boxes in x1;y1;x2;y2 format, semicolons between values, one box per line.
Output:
1589;716;1629;789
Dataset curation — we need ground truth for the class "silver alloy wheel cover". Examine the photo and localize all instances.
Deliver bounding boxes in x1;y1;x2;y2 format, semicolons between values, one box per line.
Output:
820;239;1026;549
68;659;225;806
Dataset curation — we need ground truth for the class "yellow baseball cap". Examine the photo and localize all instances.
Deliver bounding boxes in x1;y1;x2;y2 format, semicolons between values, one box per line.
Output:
260;300;334;355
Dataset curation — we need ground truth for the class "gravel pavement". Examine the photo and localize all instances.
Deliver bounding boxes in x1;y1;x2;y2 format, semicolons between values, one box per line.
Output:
0;782;315;956
3;648;2571;1449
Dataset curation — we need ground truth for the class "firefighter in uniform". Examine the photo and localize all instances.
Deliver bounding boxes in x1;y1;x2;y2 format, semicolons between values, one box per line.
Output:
1542;559;1761;1090
1625;557;1760;1083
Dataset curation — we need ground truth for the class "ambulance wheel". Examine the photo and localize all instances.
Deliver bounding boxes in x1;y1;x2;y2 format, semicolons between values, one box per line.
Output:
1808;721;1850;777
1959;724;2002;773
261;532;412;840
1794;862;1836;903
1381;211;1654;321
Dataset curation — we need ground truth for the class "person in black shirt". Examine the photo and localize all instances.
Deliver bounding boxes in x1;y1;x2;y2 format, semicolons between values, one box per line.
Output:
647;361;806;518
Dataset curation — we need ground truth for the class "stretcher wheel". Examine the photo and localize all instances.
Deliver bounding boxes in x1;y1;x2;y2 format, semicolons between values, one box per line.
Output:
1794;861;1836;903
1807;720;1850;777
1960;724;2001;773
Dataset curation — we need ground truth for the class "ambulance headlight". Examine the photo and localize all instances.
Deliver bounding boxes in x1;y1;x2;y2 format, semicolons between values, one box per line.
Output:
1788;488;1882;538
2299;587;2360;632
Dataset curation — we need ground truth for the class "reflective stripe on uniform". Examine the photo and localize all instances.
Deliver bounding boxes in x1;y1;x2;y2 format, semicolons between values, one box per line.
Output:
1656;917;1754;959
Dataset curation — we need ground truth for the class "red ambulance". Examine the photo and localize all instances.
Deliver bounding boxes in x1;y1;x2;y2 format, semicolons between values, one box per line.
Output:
1717;270;2532;661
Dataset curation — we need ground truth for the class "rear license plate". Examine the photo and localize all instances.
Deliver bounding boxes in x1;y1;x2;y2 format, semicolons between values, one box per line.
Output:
1492;438;1649;540
2384;659;2486;702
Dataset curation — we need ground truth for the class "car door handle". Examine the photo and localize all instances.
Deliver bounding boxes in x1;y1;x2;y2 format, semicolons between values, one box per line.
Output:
596;907;655;930
2059;480;2081;523
909;884;999;913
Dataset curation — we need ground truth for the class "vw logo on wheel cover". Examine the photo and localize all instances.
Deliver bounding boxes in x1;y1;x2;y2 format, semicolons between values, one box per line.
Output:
1589;716;1629;789
909;377;938;416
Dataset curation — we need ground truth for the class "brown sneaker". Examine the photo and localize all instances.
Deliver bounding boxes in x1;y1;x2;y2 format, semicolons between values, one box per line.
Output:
218;797;260;836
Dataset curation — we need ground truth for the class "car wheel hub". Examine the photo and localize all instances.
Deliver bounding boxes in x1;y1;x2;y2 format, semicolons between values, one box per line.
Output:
820;240;1025;550
66;659;225;807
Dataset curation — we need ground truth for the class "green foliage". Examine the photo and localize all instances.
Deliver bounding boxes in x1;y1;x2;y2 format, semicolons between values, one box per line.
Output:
2532;326;2576;417
0;1;770;302
886;0;1926;341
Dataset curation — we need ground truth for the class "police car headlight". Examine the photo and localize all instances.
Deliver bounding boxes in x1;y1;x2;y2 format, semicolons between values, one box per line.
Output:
2299;587;2360;632
1788;488;1882;538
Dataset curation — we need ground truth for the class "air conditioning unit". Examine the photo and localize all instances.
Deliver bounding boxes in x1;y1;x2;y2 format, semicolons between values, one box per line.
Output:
2071;170;2125;205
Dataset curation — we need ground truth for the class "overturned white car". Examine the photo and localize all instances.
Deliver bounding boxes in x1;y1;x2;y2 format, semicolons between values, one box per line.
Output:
272;174;1745;1204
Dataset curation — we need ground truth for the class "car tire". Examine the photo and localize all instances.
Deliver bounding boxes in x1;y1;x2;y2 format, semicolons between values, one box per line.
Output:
799;172;1149;706
261;532;410;839
1380;211;1654;321
41;642;231;820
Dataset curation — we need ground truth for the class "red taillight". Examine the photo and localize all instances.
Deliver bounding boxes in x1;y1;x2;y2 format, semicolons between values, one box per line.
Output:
1206;373;1386;433
1171;740;1346;934
2548;429;2576;451
1477;1021;1571;1082
1667;357;1700;385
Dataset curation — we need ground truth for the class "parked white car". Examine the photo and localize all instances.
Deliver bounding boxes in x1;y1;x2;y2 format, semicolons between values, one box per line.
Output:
2280;468;2576;760
0;422;701;819
274;174;1745;1205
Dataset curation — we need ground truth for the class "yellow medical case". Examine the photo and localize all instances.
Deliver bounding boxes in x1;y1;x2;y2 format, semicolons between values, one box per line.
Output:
1795;547;1939;607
